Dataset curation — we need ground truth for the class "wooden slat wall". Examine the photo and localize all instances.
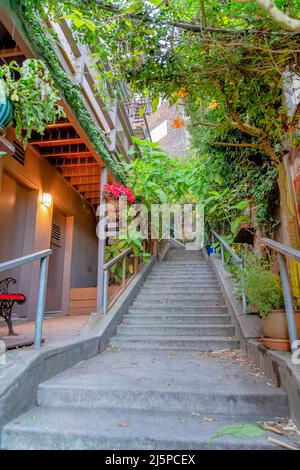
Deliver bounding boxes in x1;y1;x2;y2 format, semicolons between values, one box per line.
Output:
69;287;97;316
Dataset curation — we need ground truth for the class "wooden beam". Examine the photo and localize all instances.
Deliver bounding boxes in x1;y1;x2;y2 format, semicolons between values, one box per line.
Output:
76;183;100;192
45;122;73;129
42;150;92;158
62;166;101;177
84;191;101;198
55;162;97;169
31;137;83;147
0;47;24;58
70;175;100;185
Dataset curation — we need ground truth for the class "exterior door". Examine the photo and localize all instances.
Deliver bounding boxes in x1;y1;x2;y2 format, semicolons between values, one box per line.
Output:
0;172;29;290
45;205;66;314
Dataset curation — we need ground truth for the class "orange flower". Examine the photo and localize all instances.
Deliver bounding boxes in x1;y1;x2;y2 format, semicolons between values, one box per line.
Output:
177;88;188;99
172;117;185;129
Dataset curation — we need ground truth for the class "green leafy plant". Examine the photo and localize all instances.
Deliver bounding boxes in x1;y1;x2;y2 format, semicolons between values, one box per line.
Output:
105;235;150;285
0;59;65;146
243;254;284;317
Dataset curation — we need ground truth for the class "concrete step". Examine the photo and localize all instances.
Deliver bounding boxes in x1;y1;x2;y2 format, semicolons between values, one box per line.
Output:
123;314;232;325
139;287;222;294
117;324;235;336
164;255;205;262
144;280;220;286
151;270;214;275
128;306;228;315
159;262;209;266
37;367;288;417
132;299;226;307
2;407;282;450
136;292;223;299
110;335;240;351
147;275;218;280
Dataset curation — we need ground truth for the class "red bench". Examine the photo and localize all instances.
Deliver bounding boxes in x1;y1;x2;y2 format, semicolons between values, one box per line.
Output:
0;277;26;336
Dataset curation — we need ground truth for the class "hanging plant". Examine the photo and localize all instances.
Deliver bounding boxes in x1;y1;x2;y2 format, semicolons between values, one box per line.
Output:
103;181;135;203
0;79;13;135
0;59;65;147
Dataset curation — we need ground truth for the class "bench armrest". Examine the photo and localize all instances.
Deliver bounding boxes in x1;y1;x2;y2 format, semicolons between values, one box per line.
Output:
0;277;17;294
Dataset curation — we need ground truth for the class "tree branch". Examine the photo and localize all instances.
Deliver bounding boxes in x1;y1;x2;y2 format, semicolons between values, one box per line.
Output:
256;0;300;32
192;121;224;127
92;1;297;35
210;141;263;148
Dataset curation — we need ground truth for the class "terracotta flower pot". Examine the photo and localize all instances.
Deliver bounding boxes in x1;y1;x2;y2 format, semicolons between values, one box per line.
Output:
261;337;291;352
261;310;300;340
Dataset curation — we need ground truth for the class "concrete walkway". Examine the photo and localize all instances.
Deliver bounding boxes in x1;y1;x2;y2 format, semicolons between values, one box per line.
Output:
1;348;290;449
0;315;90;348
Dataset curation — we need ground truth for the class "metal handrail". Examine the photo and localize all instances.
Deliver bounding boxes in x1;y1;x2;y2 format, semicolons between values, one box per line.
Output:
103;247;132;270
211;230;247;314
102;246;143;315
211;230;243;264
260;238;300;262
0;249;52;348
260;237;299;353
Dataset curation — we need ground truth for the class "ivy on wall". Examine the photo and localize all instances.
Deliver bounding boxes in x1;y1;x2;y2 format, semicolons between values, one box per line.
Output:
14;0;124;179
188;120;280;236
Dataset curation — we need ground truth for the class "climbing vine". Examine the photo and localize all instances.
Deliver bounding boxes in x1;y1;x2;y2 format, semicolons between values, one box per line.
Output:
15;0;124;178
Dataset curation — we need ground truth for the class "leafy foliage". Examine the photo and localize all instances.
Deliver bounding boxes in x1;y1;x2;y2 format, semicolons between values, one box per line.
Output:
188;112;279;235
105;236;150;284
0;59;64;146
17;0;125;176
16;0;299;239
243;253;284;316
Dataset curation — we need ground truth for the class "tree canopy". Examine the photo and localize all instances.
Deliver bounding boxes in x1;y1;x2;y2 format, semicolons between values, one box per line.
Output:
18;0;300;239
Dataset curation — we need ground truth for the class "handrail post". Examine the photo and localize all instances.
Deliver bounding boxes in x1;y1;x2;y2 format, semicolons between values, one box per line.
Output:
277;253;298;353
220;244;225;267
34;256;49;348
102;269;109;316
239;260;247;314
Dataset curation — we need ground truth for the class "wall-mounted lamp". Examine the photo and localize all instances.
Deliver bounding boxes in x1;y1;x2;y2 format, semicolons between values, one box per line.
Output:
41;193;52;207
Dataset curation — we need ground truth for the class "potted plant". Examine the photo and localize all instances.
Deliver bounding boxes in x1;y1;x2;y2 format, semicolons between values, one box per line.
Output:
244;263;300;351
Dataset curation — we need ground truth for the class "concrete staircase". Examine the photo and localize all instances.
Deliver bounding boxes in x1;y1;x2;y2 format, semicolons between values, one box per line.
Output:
1;247;290;450
111;248;239;351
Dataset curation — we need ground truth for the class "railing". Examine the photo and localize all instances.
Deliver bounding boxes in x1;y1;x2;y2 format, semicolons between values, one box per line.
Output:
0;249;52;348
211;230;247;314
102;246;146;315
260;238;299;353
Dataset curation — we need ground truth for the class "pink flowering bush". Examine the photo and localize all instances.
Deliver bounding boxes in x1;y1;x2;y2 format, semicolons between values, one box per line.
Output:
103;181;135;204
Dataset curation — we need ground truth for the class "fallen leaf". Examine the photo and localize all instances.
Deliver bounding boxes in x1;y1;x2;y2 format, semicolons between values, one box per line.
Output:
213;423;266;439
204;416;215;422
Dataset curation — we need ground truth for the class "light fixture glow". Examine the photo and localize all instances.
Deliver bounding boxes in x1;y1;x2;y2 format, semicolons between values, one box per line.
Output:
41;193;52;207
